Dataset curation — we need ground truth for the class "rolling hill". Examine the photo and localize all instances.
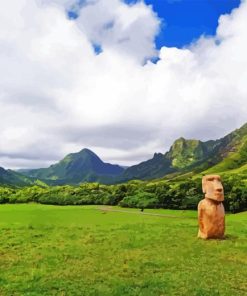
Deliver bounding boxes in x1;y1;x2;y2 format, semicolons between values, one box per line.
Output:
0;167;33;187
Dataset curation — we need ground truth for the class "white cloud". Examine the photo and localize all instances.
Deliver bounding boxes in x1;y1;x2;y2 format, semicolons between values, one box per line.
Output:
0;0;247;169
75;0;160;63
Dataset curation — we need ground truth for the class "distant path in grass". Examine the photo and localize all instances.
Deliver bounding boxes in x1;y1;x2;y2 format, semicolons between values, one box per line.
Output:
97;206;196;219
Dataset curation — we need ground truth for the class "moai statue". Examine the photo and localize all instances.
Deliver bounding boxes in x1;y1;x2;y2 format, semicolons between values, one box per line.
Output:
198;175;225;239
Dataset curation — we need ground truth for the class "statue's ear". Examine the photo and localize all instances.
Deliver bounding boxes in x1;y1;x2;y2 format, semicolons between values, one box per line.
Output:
202;176;207;194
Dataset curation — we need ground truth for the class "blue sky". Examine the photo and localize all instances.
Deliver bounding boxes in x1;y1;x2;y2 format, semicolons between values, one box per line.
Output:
125;0;241;48
68;0;241;50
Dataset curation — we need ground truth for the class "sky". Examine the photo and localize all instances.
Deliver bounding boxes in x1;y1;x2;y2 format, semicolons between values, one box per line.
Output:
125;0;241;48
0;0;246;169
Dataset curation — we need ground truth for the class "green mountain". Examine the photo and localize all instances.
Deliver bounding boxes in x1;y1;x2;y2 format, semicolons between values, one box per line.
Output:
5;122;247;186
120;137;216;181
199;123;247;175
121;123;247;182
118;153;174;182
0;167;33;187
165;137;216;169
21;148;124;185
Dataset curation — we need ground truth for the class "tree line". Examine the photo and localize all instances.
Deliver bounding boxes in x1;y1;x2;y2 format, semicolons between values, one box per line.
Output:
0;176;246;213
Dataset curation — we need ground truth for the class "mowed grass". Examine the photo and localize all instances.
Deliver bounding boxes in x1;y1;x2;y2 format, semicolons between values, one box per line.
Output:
0;204;246;296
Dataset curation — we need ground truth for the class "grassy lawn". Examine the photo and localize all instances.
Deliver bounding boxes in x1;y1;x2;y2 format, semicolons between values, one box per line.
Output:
0;204;246;296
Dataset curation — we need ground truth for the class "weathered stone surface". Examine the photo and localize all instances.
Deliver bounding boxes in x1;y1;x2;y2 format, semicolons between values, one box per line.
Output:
198;175;225;239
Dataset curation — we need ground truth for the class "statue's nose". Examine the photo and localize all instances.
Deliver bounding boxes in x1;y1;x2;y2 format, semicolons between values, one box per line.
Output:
216;187;223;192
215;182;223;192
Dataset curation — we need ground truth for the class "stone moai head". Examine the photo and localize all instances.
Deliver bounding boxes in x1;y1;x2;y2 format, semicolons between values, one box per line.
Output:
202;175;224;202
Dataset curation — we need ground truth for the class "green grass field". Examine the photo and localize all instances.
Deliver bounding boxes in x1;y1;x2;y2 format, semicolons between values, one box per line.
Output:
0;204;246;296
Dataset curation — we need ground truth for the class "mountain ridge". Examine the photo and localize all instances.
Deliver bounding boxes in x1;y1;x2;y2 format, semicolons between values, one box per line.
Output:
1;122;247;186
118;122;247;182
0;167;34;187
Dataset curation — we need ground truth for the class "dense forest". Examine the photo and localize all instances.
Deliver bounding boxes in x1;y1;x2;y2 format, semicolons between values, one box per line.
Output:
0;175;246;213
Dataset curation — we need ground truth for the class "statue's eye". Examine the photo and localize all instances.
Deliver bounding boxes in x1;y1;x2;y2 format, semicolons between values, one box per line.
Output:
207;178;214;181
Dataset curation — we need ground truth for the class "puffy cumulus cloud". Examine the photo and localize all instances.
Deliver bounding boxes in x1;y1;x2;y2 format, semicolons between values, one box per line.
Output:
74;0;160;62
0;0;247;169
40;0;160;62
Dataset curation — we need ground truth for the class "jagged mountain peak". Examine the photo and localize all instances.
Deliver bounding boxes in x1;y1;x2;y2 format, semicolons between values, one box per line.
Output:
166;137;206;169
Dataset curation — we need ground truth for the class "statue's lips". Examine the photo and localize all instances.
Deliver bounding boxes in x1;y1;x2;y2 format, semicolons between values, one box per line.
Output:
214;192;224;200
215;192;223;197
